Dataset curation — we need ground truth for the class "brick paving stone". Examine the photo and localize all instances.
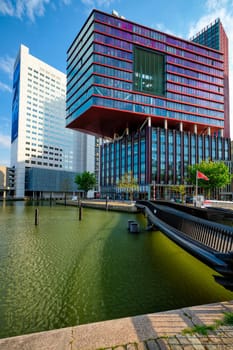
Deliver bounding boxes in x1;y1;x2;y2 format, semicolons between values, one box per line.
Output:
155;338;171;350
207;335;227;344
186;336;205;350
137;342;148;350
220;328;233;336
126;344;137;350
195;335;211;345
219;335;233;346
167;337;180;345
146;339;160;350
176;335;191;346
182;346;195;350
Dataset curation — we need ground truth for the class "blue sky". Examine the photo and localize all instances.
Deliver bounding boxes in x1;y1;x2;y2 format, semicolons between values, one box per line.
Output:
1;0;233;166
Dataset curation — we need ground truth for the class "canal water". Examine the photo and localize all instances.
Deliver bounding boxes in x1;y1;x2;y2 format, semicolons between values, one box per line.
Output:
0;201;233;339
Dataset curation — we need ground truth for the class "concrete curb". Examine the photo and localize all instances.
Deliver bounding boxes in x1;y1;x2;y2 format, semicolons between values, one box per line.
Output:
0;301;233;350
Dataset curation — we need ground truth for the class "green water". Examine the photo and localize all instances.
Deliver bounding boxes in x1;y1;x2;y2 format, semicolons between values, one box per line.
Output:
0;201;233;339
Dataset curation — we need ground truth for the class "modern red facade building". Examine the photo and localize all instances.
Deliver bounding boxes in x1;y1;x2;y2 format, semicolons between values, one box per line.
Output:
66;10;230;199
191;18;230;139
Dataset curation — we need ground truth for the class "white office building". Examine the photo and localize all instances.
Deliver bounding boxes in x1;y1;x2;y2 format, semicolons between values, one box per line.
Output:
11;45;95;198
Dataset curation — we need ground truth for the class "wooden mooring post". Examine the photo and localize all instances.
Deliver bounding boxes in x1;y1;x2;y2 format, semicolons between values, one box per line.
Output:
35;208;39;225
78;201;82;221
106;196;109;211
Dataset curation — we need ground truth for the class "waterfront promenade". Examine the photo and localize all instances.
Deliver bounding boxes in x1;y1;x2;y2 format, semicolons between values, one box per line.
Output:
57;199;138;212
0;301;233;349
1;200;233;349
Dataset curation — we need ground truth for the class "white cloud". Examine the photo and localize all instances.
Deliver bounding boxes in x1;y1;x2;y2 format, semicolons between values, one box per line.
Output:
0;0;66;21
0;82;12;93
188;0;233;139
0;0;73;21
81;0;116;10
0;133;11;149
206;0;229;11
0;0;14;15
0;56;14;79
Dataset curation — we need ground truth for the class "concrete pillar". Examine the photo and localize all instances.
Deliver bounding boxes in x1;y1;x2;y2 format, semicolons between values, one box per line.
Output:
207;127;211;136
164;119;168;129
148;117;151;127
180;122;183;132
194;124;197;134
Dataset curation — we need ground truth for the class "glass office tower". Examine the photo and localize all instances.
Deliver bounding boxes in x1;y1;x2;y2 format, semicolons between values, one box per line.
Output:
11;45;95;198
66;10;230;199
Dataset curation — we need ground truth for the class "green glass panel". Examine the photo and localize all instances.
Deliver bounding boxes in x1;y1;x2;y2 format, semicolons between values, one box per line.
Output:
133;47;164;96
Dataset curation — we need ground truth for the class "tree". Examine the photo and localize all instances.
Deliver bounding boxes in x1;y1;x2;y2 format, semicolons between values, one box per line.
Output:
170;185;186;203
188;160;231;198
74;171;96;198
117;172;138;201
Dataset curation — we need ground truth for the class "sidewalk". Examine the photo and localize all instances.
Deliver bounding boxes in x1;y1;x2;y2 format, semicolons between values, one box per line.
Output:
0;301;233;349
57;199;138;212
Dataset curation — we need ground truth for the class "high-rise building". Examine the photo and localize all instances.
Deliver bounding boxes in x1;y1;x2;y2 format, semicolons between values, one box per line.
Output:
66;10;231;199
11;45;95;199
190;18;229;138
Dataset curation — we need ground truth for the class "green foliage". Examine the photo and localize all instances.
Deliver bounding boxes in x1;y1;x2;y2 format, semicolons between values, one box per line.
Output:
74;171;96;197
117;172;138;200
170;185;186;202
223;312;233;325
188;160;231;191
182;312;233;336
182;324;215;335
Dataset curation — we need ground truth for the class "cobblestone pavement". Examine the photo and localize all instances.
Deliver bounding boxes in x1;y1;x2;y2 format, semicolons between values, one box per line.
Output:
99;327;233;349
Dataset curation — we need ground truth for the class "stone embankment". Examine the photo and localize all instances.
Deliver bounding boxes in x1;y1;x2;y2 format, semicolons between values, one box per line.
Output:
0;301;233;349
57;199;138;212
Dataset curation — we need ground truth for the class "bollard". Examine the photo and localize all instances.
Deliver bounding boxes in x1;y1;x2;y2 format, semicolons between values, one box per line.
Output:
128;220;135;230
79;202;82;221
129;222;139;233
106;196;109;211
35;208;39;225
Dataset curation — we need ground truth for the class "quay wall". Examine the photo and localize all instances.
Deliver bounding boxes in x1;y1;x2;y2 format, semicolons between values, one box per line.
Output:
0;301;233;350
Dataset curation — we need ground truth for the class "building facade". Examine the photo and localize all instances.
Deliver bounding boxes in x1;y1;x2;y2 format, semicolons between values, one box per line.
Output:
11;45;95;199
190;18;230;139
66;10;230;199
0;166;15;199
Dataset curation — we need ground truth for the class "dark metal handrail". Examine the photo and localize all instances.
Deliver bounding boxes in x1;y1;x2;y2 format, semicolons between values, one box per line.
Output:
137;200;233;254
136;200;233;290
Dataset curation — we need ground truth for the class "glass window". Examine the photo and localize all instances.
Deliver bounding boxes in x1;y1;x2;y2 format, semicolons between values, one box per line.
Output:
133;47;164;96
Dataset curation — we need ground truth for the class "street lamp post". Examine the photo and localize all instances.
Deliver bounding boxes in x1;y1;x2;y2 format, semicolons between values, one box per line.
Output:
152;180;156;201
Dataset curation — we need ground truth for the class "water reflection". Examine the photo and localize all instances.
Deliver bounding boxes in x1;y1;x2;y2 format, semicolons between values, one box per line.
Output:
0;201;232;339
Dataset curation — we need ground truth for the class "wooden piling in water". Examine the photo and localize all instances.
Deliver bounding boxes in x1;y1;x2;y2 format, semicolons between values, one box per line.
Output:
35;208;39;225
79;201;82;221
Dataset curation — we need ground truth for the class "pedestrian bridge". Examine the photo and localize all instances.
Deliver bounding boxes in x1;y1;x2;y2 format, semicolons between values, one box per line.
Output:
136;200;233;291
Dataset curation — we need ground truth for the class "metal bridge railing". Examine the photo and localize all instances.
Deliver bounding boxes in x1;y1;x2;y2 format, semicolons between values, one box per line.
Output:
137;200;233;254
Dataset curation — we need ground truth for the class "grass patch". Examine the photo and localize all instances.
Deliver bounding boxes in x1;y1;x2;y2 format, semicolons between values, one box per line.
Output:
182;312;233;336
223;312;233;326
182;324;216;336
